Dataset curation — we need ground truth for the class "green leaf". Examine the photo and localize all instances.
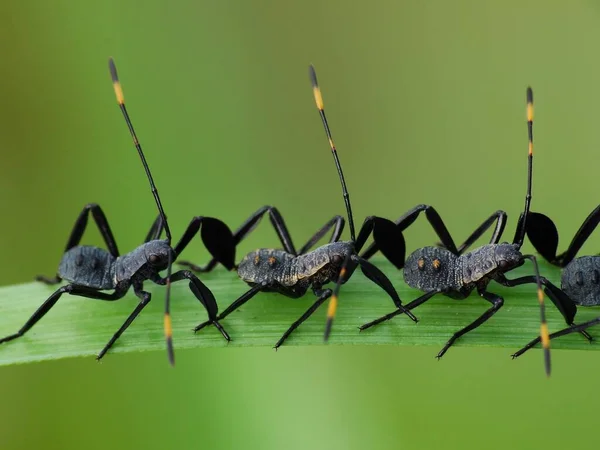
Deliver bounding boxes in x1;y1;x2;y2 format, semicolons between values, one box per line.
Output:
0;259;597;366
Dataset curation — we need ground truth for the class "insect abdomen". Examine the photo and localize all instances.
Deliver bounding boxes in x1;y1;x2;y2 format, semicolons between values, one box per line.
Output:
403;247;458;291
562;256;600;306
58;246;116;289
238;249;297;286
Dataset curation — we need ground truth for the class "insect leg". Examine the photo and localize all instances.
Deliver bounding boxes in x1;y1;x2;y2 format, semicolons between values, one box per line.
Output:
359;289;442;331
360;204;459;261
229;206;297;254
0;284;126;345
497;275;592;341
178;206;297;272
144;214;165;242
436;290;504;359
36;275;63;285
523;208;598;267
298;215;345;255
352;216;405;269
274;288;332;349
403;210;506;256
174;217;236;271
96;286;151;360
193;283;263;335
512;321;596;359
66;203;120;256
524;212;561;265
511;334;544;359
556;205;600;266
353;256;418;322
454;211;507;254
36;204;121;283
158;270;232;341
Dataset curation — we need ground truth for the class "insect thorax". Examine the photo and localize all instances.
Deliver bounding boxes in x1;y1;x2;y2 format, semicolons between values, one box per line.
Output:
115;240;173;283
294;241;354;286
457;243;522;286
237;241;353;288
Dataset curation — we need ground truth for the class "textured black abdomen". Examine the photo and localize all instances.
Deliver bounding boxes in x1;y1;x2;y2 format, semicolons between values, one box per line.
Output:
562;256;600;306
58;246;116;289
238;249;296;285
404;247;459;292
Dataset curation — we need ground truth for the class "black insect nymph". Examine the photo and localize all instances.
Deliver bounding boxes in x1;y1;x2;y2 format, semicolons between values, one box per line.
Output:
192;65;418;348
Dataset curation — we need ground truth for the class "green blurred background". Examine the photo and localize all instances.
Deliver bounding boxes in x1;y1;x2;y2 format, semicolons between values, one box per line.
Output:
1;1;599;449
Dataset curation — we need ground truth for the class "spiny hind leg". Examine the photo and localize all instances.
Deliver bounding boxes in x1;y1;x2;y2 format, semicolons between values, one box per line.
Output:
36;203;120;283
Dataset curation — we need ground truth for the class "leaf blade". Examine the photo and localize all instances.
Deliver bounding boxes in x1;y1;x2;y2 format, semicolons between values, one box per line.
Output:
0;260;597;366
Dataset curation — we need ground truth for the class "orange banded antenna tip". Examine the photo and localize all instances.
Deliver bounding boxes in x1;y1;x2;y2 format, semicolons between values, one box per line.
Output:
526;87;534;122
324;295;338;342
309;65;324;110
165;310;175;366
109;58;125;105
540;323;550;348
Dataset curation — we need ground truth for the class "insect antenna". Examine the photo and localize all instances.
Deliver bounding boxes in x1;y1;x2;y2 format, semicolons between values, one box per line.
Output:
109;58;175;364
309;65;356;242
513;87;534;247
164;251;174;366
108;58;172;244
324;253;352;341
523;254;550;376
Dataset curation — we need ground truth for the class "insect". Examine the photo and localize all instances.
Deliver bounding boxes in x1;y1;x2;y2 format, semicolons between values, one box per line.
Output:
357;87;564;375
191;65;418;348
0;58;234;364
511;201;600;357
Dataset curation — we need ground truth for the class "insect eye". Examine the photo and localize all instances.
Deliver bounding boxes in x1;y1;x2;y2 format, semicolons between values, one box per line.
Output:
498;260;510;270
331;255;343;265
149;254;160;264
